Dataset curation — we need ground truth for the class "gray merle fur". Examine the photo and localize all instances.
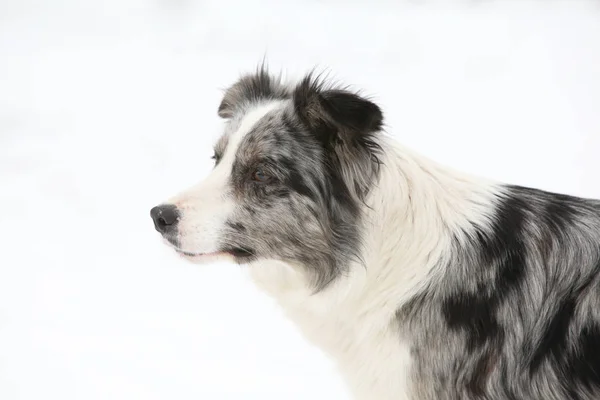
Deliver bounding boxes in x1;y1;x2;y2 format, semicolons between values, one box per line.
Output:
215;67;383;290
398;185;600;399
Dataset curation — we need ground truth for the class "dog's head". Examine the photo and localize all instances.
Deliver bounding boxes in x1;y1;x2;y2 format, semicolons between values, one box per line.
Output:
150;66;384;289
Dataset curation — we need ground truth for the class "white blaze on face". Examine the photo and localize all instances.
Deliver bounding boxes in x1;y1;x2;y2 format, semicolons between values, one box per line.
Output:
168;100;285;254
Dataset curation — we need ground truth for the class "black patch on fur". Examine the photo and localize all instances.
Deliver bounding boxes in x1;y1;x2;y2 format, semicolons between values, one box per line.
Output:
529;297;577;373
438;188;533;398
569;324;600;389
226;221;246;232
227;246;255;258
443;189;528;350
443;294;502;350
529;257;600;377
278;156;316;201
476;189;528;274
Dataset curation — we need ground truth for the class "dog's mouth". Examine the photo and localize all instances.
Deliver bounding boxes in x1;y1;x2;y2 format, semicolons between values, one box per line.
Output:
175;246;255;259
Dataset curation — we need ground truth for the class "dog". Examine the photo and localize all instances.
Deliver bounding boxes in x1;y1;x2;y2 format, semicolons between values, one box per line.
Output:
150;66;600;399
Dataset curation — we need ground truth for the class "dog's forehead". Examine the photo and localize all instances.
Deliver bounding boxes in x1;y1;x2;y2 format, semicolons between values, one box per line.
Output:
218;100;294;161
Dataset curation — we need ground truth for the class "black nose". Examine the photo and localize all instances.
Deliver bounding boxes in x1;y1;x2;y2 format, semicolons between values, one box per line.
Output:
150;204;180;234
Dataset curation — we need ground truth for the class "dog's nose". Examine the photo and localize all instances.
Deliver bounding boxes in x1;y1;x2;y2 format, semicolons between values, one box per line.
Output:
150;204;180;235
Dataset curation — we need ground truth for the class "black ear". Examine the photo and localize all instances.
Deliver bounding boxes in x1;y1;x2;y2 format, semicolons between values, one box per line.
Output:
292;74;384;144
218;65;289;119
293;74;384;202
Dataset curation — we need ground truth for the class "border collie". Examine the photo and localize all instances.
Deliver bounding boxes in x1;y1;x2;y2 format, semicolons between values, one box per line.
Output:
150;66;600;399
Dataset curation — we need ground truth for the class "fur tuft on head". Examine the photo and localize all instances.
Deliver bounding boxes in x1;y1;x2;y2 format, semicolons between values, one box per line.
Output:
217;63;289;119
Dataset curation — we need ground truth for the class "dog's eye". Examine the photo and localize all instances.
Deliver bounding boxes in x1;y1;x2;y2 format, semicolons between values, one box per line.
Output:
252;168;269;182
211;153;221;164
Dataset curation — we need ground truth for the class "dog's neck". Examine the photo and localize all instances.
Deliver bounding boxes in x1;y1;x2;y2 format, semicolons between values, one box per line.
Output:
246;136;503;399
344;137;501;309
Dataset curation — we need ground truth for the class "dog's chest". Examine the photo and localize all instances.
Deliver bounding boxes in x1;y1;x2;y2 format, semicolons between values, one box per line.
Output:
288;305;413;399
249;262;414;399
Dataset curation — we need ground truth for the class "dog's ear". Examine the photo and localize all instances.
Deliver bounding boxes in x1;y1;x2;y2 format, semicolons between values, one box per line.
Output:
292;74;383;145
293;74;384;201
218;65;289;119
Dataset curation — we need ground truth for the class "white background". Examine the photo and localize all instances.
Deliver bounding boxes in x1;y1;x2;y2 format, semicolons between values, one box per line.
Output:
1;0;599;399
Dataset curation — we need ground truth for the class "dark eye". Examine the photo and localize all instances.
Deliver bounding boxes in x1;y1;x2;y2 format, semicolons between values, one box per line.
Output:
211;153;221;164
252;168;269;182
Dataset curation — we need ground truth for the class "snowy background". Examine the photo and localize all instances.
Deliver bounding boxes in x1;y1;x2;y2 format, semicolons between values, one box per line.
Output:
1;0;599;399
